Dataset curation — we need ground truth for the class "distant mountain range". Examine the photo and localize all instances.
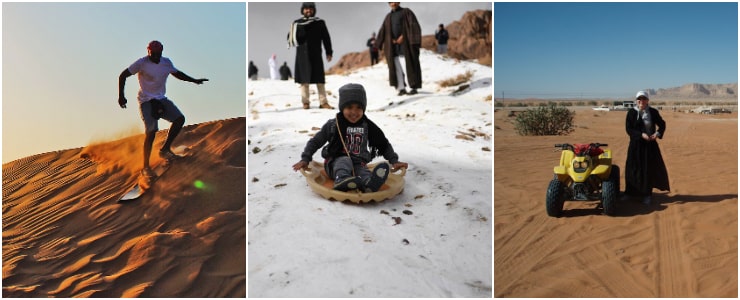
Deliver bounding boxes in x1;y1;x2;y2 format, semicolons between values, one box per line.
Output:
646;83;737;98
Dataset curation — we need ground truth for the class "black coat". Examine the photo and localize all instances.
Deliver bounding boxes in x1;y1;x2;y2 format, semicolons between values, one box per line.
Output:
625;107;670;195
290;17;332;84
300;113;399;165
248;62;258;78
377;7;422;89
366;37;378;53
435;29;449;45
279;64;292;80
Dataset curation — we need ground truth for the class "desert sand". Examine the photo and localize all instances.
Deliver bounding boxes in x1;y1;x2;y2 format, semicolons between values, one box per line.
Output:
494;107;737;297
2;117;246;297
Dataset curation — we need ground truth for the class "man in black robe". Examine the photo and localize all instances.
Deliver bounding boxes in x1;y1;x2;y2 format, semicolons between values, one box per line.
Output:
248;61;258;80
279;61;292;81
376;2;422;96
288;2;334;109
624;91;670;205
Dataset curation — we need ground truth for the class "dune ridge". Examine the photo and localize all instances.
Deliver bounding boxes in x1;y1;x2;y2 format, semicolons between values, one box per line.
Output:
3;117;246;297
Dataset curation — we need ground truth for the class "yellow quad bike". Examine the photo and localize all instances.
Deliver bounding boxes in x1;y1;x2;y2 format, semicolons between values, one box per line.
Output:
546;143;620;217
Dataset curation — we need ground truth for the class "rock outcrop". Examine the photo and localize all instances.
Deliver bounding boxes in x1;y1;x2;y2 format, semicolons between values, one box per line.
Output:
647;83;737;98
421;9;491;63
327;9;491;75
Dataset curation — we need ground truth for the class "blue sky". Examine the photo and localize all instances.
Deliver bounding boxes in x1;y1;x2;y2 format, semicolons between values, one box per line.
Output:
494;2;738;99
2;2;246;163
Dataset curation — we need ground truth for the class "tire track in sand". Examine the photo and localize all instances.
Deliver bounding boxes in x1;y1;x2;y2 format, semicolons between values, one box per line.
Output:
654;207;692;297
572;244;651;297
495;212;578;295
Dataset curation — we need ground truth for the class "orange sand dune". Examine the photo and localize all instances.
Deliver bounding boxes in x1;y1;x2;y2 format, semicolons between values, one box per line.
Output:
3;117;246;297
495;109;737;297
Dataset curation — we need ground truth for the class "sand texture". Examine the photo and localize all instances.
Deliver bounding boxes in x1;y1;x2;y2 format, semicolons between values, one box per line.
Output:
3;117;246;297
494;108;737;297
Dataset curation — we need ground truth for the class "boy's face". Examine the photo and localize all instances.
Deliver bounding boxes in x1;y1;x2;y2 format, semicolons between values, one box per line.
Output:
342;103;364;123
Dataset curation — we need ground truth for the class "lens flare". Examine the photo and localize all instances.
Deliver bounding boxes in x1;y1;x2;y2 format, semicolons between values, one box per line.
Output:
194;180;205;189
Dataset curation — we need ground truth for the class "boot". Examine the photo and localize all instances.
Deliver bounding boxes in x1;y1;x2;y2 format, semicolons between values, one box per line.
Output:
334;176;361;191
363;162;390;192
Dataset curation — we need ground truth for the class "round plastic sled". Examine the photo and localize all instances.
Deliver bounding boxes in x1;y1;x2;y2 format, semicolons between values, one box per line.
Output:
299;160;406;203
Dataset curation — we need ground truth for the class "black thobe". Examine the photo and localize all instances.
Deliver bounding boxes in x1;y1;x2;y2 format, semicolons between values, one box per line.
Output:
625;107;670;196
290;17;332;84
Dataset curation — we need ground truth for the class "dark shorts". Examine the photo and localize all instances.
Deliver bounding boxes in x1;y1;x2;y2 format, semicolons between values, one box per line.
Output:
139;98;184;133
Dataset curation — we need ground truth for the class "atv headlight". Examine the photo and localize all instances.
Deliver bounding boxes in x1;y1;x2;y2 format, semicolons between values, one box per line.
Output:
572;160;589;172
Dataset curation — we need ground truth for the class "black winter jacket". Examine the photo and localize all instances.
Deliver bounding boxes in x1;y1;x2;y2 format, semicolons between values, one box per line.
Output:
300;113;399;165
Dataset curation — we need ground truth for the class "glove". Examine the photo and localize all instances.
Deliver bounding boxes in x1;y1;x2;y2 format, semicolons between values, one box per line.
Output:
118;96;127;108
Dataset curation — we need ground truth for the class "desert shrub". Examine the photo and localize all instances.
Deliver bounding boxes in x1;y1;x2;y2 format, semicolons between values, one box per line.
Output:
439;70;474;87
514;104;575;136
508;102;528;107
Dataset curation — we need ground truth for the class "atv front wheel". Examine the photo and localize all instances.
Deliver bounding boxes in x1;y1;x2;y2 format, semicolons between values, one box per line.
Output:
546;179;565;217
601;165;620;216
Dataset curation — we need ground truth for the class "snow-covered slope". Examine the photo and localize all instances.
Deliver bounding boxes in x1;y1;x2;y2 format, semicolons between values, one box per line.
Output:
248;50;492;297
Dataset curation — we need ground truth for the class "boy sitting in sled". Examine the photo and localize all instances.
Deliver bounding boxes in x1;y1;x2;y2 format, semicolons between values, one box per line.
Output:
292;83;408;192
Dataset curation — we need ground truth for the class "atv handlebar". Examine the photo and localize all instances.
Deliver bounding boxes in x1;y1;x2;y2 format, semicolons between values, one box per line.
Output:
554;144;575;151
555;143;608;149
554;143;608;155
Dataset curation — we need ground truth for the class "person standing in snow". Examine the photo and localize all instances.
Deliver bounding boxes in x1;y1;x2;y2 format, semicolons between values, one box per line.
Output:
367;32;379;65
293;83;408;192
287;2;334;109
118;40;208;179
624;91;670;205
435;23;449;54
279;61;292;81
248;61;258;80
268;54;280;80
376;2;422;96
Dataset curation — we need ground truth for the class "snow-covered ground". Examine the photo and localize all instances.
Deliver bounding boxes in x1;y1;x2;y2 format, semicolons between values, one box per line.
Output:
247;49;492;297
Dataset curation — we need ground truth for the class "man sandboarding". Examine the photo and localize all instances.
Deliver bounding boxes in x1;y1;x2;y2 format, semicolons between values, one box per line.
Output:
117;40;207;201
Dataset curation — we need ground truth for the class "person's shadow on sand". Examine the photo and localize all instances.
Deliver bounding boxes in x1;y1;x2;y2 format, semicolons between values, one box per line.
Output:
559;193;737;218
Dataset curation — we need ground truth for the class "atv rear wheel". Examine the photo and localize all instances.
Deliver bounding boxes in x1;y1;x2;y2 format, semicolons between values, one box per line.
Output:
546;179;565;217
601;165;620;216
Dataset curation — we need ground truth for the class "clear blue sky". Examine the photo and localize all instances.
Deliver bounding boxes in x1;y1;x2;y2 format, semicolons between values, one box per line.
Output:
494;2;738;99
2;2;246;163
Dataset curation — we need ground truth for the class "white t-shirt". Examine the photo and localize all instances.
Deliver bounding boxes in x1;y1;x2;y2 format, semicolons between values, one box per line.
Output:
128;56;178;103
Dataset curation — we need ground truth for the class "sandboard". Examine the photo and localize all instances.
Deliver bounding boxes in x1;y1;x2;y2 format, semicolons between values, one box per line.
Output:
119;162;171;202
118;145;191;202
299;160;406;203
